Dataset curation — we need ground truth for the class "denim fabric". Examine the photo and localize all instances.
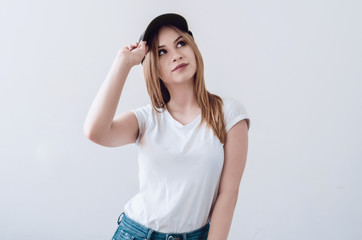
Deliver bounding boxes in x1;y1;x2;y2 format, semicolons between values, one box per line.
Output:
112;212;209;240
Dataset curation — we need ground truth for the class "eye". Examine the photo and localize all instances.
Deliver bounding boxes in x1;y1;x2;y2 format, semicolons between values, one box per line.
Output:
158;49;167;56
177;41;186;48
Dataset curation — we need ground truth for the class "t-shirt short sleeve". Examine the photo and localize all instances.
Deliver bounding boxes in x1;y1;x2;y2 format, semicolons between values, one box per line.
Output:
130;104;152;145
223;97;251;132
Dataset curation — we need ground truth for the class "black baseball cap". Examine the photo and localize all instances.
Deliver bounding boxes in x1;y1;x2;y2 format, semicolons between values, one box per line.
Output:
139;13;193;44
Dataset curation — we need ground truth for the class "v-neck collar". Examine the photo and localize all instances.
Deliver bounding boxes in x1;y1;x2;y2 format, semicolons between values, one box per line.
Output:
164;108;201;128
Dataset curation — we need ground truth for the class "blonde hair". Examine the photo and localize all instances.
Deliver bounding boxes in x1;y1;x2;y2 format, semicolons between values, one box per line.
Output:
142;26;226;144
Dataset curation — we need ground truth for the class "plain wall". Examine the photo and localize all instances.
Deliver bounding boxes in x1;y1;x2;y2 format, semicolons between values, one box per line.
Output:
0;0;361;239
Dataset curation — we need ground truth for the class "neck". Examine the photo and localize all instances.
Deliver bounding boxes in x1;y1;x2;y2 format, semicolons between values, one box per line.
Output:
164;80;199;113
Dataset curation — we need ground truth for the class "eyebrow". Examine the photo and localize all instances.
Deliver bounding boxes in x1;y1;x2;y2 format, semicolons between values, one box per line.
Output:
158;36;183;48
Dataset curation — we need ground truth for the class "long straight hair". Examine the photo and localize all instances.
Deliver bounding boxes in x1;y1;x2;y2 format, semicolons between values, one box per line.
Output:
142;25;226;144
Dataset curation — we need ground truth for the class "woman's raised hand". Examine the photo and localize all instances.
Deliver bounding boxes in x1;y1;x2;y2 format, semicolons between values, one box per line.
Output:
118;41;148;67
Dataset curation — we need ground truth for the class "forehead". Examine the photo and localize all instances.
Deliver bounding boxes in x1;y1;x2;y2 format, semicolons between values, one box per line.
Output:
157;26;180;44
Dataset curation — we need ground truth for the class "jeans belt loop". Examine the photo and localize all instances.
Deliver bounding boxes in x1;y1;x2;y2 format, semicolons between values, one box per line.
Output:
146;229;154;240
117;212;125;225
166;235;185;240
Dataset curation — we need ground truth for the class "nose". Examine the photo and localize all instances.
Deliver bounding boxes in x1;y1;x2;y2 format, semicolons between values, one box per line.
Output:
172;51;182;62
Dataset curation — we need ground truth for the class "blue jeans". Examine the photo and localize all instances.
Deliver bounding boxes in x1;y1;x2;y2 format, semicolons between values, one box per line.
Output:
112;212;210;240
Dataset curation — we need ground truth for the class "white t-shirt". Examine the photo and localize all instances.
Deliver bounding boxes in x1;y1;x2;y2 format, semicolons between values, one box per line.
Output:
123;97;250;233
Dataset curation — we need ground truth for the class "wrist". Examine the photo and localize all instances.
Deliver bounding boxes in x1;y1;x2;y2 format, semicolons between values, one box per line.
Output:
114;53;134;69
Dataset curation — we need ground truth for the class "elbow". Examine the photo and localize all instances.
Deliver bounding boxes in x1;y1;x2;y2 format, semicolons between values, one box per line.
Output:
83;123;99;142
83;125;93;140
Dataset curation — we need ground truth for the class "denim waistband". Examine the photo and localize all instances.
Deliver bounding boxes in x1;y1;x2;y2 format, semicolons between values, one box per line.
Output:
117;212;210;240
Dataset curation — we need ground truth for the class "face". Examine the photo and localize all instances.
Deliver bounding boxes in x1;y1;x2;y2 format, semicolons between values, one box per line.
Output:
157;26;197;85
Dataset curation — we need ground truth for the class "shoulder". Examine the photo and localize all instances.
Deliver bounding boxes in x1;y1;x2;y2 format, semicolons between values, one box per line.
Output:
222;96;239;109
131;103;153;113
131;103;166;123
130;103;152;124
130;103;162;145
221;97;250;132
131;103;159;117
221;97;247;115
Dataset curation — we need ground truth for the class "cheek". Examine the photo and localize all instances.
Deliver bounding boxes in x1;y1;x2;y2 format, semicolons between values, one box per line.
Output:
189;53;197;71
187;50;197;66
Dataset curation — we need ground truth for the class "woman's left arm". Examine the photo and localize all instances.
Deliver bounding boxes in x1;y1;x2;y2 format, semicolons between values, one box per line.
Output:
207;119;249;240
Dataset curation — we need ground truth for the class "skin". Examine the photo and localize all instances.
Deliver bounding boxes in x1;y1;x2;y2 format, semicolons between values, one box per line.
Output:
157;26;200;125
207;119;249;239
84;25;249;240
156;26;249;239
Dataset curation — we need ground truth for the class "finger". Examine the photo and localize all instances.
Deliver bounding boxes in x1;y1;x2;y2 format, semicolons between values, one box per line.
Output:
132;42;140;50
142;42;148;52
139;41;146;48
137;41;144;48
144;42;149;52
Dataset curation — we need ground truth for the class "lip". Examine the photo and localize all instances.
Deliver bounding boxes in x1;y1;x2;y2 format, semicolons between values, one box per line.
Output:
172;63;188;72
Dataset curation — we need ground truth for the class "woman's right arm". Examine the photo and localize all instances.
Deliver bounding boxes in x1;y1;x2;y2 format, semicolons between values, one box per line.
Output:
83;41;147;147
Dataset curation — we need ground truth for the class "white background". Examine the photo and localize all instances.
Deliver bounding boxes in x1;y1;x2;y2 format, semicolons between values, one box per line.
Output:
1;0;361;239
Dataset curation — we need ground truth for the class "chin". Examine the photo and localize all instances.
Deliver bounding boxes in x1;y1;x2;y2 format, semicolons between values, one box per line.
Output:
175;74;195;83
165;72;195;84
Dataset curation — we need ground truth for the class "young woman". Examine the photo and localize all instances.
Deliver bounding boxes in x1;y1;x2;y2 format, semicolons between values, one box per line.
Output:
84;13;250;240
